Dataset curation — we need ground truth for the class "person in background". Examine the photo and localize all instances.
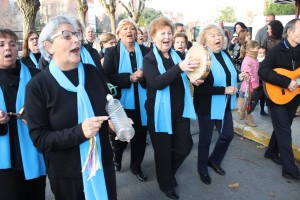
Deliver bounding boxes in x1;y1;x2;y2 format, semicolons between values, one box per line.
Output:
264;19;283;51
25;15;117;199
238;40;260;127
21;31;41;68
0;28;46;200
76;20;103;71
137;28;144;45
143;16;202;199
193;24;247;185
229;22;247;56
173;32;188;55
219;21;231;49
84;26;101;53
230;29;251;72
257;46;269;116
140;27;152;47
99;32;117;66
174;22;193;50
258;18;300;181
255;13;275;46
103;19;150;182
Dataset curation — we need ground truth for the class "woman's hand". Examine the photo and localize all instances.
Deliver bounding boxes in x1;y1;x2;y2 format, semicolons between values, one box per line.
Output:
0;110;9;125
225;86;238;95
190;78;204;86
130;69;143;82
82;116;109;138
179;56;200;72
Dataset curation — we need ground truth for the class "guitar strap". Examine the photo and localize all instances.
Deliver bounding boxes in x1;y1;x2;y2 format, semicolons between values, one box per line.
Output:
283;39;295;70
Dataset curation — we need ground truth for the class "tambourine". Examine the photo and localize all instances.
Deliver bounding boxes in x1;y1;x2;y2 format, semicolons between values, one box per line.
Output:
185;45;211;80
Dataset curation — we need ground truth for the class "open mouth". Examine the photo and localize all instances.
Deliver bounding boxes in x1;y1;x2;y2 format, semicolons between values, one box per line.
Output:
70;47;80;53
4;54;12;58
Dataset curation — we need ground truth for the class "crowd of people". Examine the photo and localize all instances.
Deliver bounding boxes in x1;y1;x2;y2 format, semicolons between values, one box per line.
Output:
0;12;300;200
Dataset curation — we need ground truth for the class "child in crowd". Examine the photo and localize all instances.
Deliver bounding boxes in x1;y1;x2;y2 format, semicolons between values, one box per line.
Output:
257;46;266;62
238;40;260;127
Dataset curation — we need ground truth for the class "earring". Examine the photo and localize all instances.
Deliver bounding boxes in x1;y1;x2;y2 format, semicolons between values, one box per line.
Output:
49;50;53;54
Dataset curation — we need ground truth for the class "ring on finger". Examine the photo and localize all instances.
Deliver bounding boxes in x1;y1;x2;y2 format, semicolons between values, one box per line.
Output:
99;120;103;125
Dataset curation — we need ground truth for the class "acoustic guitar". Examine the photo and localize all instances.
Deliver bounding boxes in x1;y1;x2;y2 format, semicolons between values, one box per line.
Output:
265;68;300;105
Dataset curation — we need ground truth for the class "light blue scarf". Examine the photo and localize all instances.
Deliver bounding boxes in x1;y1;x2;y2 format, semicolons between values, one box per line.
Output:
209;49;237;119
118;41;147;126
153;46;196;134
0;62;46;180
29;52;39;68
49;61;108;200
81;45;96;67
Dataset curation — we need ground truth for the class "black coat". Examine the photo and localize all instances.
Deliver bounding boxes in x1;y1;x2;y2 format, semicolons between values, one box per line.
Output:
258;40;300;108
0;61;40;170
21;53;41;68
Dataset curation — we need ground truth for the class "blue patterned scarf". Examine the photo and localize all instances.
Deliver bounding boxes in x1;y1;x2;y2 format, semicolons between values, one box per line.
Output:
0;62;46;179
49;61;108;200
118;41;147;126
209;49;237;119
153;46;196;134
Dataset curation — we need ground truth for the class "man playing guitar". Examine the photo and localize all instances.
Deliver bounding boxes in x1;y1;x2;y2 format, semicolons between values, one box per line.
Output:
258;19;300;180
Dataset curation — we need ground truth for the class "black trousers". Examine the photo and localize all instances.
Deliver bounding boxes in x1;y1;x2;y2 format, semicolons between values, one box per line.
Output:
0;169;46;200
112;108;147;174
266;106;299;174
197;111;234;174
149;117;192;190
48;164;117;200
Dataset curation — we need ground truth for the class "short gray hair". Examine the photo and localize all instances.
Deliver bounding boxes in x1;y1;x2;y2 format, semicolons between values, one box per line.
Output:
283;18;300;39
38;15;77;61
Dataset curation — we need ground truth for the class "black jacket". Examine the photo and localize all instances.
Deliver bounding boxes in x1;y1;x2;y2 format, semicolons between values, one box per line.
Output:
258;40;300;108
0;61;40;170
25;64;112;178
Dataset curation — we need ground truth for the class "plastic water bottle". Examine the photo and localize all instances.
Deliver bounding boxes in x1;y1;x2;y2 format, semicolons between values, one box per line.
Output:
105;94;135;142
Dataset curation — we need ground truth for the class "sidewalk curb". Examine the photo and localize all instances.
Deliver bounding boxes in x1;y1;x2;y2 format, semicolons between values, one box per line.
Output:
233;119;300;161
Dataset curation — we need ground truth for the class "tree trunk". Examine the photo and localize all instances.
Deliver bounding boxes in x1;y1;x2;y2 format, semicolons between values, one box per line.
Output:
109;12;116;34
98;0;117;34
16;0;40;39
77;0;88;27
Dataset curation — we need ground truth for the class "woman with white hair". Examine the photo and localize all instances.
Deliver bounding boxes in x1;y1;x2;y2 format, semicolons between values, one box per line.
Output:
193;24;247;185
25;15;117;200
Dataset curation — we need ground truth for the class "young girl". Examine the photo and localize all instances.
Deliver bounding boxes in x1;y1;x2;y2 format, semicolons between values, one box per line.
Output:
238;40;260;127
257;46;266;62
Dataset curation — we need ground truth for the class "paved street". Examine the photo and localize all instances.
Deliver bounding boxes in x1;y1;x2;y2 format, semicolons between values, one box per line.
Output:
46;118;300;200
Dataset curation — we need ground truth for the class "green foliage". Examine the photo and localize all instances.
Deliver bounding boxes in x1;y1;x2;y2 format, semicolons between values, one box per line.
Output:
215;6;237;23
264;3;295;15
138;7;163;27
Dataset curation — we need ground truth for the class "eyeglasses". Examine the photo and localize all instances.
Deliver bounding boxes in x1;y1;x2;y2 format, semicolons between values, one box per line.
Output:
29;37;39;42
51;30;82;40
